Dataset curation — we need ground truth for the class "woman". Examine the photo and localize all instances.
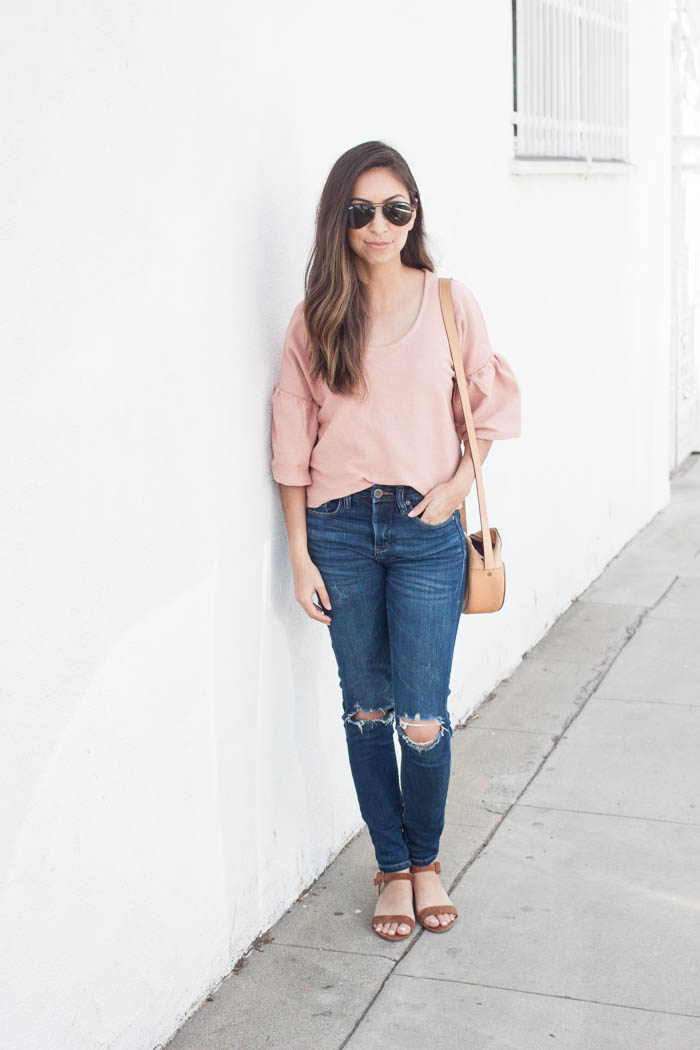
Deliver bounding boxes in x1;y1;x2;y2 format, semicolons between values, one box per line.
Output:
270;141;521;942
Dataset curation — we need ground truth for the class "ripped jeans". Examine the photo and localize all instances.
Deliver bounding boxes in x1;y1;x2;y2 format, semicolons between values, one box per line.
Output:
305;483;467;872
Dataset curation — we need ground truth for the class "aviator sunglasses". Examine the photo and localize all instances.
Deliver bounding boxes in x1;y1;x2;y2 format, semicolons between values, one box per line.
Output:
346;198;416;229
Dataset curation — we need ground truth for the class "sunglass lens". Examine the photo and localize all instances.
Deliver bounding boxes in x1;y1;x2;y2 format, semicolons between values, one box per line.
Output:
384;202;413;226
347;204;373;228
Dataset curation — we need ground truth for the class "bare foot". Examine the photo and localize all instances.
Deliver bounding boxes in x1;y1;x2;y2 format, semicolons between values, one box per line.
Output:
411;869;457;929
373;871;414;937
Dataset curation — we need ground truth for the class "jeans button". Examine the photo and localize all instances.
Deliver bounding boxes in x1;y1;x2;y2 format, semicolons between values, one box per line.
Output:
374;488;383;498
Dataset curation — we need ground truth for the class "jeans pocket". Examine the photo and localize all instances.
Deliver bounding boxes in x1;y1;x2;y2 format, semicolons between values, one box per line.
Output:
307;497;343;516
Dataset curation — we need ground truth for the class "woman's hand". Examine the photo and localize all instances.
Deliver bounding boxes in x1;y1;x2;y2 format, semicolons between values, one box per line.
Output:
292;553;333;625
407;481;469;526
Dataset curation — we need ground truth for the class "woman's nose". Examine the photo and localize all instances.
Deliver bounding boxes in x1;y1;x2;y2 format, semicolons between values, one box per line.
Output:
369;212;389;234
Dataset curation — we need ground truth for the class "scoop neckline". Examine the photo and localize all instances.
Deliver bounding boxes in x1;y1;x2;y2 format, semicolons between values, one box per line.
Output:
366;268;431;351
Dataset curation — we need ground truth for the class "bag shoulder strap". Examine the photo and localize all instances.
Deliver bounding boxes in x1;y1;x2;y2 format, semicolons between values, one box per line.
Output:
438;276;496;567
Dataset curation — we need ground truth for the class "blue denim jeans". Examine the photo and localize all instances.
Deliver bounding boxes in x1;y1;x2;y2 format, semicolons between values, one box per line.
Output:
305;483;467;872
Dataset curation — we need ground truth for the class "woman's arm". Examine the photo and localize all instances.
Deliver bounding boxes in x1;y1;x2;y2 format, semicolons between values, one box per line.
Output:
409;439;493;524
447;438;493;501
278;483;310;562
278;483;333;626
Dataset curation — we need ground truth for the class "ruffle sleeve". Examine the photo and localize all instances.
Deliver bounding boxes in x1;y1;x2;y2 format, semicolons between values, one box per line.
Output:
270;385;318;486
449;280;522;443
270;301;320;486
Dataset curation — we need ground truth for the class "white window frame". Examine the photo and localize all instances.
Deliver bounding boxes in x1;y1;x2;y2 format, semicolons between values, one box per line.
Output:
511;0;634;175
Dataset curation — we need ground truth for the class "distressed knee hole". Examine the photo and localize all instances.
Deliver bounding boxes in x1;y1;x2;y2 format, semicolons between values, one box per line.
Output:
399;717;446;750
345;706;394;732
352;708;389;721
401;719;440;745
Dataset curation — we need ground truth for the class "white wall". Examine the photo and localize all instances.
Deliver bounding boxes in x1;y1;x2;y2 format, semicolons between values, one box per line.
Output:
0;2;672;1048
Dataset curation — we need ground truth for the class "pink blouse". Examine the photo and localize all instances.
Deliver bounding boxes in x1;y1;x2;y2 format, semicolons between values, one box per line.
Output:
270;269;521;508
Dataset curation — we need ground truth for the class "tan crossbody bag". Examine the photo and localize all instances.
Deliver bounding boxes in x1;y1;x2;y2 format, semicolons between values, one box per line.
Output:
438;278;506;614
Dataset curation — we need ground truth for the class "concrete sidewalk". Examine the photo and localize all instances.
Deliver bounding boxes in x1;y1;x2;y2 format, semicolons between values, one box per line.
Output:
166;455;700;1050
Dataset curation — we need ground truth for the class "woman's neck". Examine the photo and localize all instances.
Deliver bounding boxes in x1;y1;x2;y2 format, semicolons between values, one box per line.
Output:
357;262;415;311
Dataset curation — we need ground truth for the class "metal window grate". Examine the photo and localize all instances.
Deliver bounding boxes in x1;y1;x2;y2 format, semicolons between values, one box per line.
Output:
513;0;631;161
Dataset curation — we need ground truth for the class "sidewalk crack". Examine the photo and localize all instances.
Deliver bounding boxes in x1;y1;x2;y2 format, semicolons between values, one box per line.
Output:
395;973;700;1020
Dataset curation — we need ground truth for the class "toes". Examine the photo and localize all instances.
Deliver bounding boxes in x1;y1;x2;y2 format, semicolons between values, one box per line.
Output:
422;912;456;928
373;920;411;936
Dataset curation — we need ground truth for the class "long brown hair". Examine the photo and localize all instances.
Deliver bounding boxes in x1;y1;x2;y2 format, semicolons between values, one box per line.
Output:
303;141;435;399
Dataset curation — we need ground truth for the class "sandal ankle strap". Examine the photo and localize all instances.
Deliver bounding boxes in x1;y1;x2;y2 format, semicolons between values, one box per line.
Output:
409;861;441;875
374;869;413;891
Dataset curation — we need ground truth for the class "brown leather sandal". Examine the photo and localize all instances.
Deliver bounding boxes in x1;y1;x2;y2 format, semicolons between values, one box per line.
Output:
409;861;459;933
371;870;415;941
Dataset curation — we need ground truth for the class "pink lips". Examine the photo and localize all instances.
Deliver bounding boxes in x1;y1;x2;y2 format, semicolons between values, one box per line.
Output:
368;242;390;248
